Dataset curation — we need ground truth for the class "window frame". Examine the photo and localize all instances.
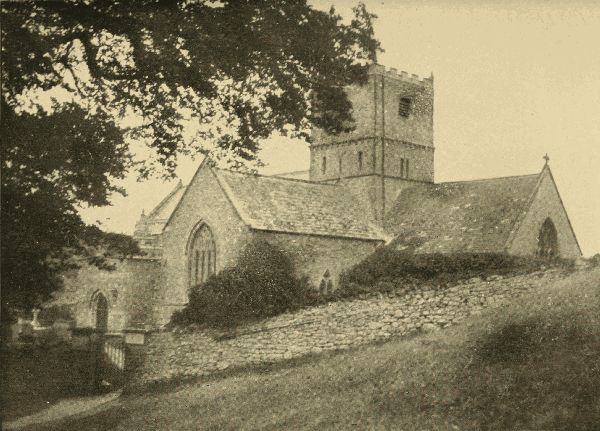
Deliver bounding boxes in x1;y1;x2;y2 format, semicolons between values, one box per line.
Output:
398;96;413;118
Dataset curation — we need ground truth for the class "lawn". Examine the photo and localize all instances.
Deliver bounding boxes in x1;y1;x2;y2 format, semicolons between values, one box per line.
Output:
1;345;92;421
23;267;600;430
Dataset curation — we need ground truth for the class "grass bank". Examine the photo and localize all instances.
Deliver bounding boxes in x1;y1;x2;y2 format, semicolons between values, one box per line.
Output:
26;267;600;430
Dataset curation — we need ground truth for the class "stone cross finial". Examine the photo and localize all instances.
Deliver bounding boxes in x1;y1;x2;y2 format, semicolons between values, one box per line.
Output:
543;153;550;165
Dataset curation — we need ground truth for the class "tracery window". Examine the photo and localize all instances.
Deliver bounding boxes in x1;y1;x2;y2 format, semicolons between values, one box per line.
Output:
188;224;216;287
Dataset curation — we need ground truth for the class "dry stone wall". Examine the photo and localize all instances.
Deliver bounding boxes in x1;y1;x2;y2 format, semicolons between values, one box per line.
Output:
133;269;567;385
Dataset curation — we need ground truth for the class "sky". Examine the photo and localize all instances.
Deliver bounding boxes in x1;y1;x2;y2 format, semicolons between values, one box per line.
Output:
80;0;600;256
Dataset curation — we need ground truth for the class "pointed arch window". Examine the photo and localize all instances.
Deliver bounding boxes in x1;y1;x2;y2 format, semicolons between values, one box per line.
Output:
319;269;333;295
538;218;558;258
188;224;216;287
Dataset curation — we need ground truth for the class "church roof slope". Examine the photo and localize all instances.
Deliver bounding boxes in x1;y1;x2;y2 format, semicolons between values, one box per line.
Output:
214;169;385;241
385;173;541;253
148;180;187;222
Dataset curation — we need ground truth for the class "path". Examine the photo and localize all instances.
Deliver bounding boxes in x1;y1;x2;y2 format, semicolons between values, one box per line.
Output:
3;389;121;430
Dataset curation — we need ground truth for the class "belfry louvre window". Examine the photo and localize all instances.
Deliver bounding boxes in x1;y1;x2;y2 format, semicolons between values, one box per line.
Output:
399;97;412;118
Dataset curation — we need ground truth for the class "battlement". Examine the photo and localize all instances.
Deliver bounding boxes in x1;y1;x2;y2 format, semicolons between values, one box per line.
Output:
368;64;433;87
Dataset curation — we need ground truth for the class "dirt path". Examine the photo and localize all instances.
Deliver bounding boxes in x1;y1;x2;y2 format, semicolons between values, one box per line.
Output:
3;390;121;430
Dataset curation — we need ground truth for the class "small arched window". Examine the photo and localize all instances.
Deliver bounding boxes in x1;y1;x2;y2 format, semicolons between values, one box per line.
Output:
92;292;108;332
319;269;333;295
538;218;558;258
358;151;363;171
322;156;327;174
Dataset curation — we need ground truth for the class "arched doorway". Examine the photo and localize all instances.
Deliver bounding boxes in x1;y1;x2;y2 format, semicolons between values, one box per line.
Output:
538;218;558;258
188;224;216;287
94;293;109;332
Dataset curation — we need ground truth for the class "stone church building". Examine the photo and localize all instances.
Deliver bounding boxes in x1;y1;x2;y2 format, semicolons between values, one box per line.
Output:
58;64;581;333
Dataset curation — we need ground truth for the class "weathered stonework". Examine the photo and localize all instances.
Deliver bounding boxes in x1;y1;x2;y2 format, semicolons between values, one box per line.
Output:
59;63;582;335
158;164;253;325
508;168;581;258
132;269;568;386
252;231;380;289
56;259;161;332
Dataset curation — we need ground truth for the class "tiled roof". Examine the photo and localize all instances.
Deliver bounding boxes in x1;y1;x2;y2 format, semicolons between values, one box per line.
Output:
214;169;385;241
385;173;541;253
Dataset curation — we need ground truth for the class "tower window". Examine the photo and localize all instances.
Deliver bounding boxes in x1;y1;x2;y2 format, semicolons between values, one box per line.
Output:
399;97;412;118
358;151;363;171
400;158;410;179
322;156;327;174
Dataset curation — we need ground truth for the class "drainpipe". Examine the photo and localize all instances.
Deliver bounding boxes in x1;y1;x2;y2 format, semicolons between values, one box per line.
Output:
381;74;386;224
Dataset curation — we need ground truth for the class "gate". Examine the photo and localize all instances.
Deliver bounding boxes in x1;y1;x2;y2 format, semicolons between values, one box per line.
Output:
101;335;127;386
91;333;127;390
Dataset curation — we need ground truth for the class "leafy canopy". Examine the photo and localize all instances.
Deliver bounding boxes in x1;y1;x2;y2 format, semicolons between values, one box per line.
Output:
1;102;140;311
2;0;380;175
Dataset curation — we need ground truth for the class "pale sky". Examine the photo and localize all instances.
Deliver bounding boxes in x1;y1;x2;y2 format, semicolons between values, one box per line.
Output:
80;0;600;256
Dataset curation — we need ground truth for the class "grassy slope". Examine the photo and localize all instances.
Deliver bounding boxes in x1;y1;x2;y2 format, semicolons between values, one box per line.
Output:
29;268;600;431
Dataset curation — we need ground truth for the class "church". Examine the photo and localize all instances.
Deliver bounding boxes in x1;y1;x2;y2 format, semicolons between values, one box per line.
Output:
59;64;581;333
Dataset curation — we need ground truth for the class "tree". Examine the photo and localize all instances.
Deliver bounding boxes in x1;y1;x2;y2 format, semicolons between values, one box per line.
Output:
1;0;380;312
2;0;380;175
1;101;137;312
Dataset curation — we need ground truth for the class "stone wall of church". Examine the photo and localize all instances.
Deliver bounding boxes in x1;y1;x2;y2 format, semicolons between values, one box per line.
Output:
55;258;161;332
157;164;252;326
508;169;581;258
130;268;573;387
252;231;382;289
383;139;434;183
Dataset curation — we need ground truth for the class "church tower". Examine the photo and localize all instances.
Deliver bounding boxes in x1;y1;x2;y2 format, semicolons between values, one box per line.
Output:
309;64;434;223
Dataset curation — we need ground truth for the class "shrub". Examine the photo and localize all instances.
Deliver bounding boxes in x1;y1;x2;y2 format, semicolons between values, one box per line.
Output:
171;240;310;328
38;304;74;326
339;245;573;291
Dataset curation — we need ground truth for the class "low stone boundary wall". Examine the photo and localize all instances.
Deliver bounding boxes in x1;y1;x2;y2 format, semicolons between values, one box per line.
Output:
133;269;566;385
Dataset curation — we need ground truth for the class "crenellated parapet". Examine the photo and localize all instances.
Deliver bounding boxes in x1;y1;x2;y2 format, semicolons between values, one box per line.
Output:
368;64;433;87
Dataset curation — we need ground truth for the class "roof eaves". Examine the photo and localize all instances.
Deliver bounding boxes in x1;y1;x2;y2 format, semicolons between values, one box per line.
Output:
248;226;387;242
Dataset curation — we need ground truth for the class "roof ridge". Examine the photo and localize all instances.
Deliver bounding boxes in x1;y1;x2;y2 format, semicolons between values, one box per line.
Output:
215;167;338;187
438;172;539;185
270;169;310;176
147;180;186;219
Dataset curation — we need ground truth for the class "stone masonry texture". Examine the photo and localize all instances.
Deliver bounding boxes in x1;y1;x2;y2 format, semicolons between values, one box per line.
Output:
132;269;567;386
